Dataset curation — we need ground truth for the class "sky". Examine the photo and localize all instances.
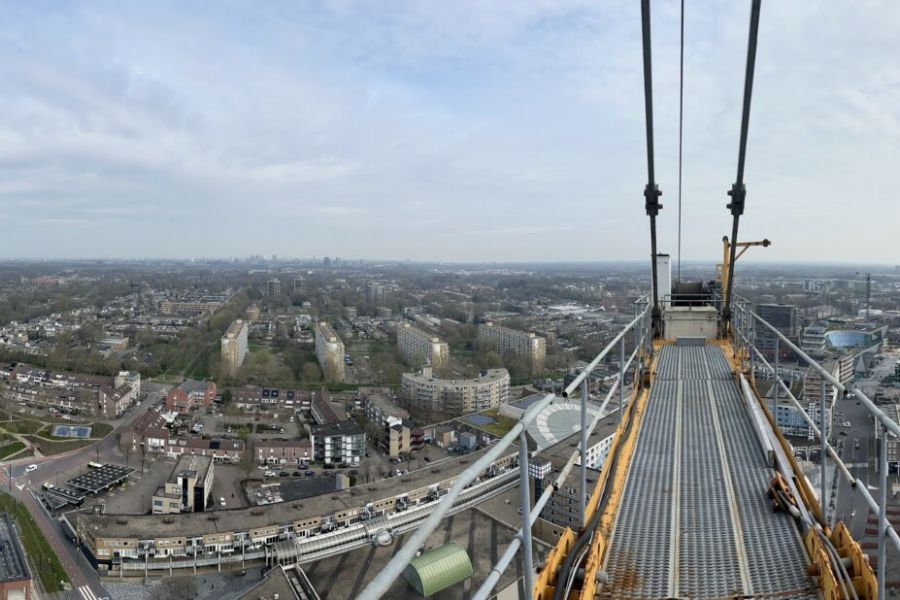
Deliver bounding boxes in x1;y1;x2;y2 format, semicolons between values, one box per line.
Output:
1;1;898;263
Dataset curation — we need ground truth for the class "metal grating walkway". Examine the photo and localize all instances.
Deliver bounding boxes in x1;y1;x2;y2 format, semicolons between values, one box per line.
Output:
600;344;819;599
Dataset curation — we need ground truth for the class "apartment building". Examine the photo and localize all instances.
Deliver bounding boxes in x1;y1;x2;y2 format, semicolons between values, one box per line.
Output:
267;278;281;297
165;379;217;413
311;421;366;465
115;370;142;397
98;383;137;419
221;319;249;376
477;322;546;374
315;322;345;382
152;455;214;514
166;438;244;463
232;386;312;412
401;367;510;415
256;440;313;467
121;410;170;453
397;322;449;370
365;282;386;307
364;395;409;429
756;303;799;355
2;364;137;417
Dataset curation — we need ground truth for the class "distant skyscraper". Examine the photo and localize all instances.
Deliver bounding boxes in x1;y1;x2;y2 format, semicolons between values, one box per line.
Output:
266;278;281;296
323;257;332;266
366;282;386;307
756;303;798;356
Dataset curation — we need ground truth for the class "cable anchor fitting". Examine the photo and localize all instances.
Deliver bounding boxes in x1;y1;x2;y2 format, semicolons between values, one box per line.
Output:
644;184;662;217
727;183;746;216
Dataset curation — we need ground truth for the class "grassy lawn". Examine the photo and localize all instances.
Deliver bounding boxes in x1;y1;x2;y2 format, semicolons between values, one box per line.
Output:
0;411;45;435
23;436;94;456
0;441;25;460
461;408;518;439
89;422;114;438
0;493;69;593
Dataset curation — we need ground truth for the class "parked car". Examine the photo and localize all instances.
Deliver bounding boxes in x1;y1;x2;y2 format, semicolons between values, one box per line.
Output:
24;465;37;474
305;471;315;477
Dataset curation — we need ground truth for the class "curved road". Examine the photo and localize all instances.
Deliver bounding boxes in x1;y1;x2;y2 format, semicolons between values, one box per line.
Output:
1;388;166;600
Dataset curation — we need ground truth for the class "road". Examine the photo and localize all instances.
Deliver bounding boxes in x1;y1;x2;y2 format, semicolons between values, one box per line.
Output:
1;386;167;600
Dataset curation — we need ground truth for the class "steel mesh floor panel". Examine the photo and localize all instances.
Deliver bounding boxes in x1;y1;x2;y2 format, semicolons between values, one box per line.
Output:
600;344;818;600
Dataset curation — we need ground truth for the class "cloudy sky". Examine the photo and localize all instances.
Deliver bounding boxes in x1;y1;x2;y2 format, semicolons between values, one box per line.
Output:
1;1;898;262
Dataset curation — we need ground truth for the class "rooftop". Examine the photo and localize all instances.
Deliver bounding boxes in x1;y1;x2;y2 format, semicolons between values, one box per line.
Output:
0;513;30;584
238;565;301;600
311;420;363;438
403;367;509;386
168;454;213;484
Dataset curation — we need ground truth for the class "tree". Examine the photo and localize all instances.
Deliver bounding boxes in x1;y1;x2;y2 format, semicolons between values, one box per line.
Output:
302;362;322;382
240;438;256;480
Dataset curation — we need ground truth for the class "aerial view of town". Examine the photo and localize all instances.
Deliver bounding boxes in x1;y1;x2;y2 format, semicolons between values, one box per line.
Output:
1;1;899;599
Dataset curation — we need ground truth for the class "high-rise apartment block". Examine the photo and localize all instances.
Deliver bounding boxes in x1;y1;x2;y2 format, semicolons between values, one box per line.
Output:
397;322;449;370
267;278;281;296
401;367;510;415
366;282;386;307
221;319;249;375
477;321;546;374
756;303;799;355
315;322;345;382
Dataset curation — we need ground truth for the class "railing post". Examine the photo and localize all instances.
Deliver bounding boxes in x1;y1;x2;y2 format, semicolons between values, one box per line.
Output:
518;432;535;596
580;377;588;525
820;379;827;519
749;316;755;384
773;336;779;419
877;423;888;599
619;336;626;426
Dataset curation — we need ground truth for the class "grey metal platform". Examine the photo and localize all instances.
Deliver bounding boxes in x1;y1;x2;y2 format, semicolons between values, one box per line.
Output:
600;344;819;599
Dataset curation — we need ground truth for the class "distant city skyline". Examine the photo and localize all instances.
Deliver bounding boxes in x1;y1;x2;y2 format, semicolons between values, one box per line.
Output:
1;2;899;263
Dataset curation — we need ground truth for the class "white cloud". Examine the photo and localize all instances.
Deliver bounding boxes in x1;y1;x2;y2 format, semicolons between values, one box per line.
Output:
0;1;897;263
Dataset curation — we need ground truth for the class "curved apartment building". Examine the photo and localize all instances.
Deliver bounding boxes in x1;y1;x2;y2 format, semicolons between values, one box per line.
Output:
401;367;509;414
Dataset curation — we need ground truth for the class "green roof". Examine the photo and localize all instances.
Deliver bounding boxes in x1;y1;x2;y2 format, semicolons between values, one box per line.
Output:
402;543;474;596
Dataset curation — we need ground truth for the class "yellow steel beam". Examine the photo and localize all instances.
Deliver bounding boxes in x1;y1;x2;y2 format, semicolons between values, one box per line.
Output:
534;342;662;600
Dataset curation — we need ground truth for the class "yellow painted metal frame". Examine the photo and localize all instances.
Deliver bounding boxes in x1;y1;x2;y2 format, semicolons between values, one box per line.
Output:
725;341;878;599
533;342;662;600
536;336;878;600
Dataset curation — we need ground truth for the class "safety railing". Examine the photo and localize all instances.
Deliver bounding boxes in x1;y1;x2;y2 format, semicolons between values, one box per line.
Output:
358;302;653;600
732;299;899;598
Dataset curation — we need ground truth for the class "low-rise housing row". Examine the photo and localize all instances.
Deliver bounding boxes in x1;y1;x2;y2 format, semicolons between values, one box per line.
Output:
0;364;140;418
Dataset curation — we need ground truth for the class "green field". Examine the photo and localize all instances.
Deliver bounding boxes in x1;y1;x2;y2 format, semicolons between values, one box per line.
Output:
23;436;94;456
0;441;25;460
0;493;69;593
0;411;45;435
462;408;518;438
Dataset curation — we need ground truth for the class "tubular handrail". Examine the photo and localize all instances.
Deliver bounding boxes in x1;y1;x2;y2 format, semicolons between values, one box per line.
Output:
564;308;650;397
735;300;900;441
737;301;847;393
358;304;652;600
733;304;900;559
